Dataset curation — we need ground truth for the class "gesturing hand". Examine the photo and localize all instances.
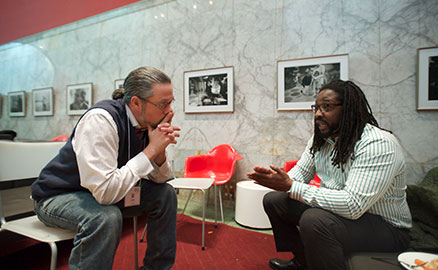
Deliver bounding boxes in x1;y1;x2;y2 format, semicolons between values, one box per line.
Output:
247;164;292;191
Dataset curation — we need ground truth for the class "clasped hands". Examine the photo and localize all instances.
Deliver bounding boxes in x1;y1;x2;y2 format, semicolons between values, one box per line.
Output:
144;112;180;162
247;164;293;192
154;112;180;145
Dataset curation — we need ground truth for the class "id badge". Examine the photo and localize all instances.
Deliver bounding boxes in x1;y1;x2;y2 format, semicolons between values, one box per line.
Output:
124;186;141;207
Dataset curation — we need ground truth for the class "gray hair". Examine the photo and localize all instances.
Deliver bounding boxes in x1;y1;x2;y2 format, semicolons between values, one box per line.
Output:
112;67;171;103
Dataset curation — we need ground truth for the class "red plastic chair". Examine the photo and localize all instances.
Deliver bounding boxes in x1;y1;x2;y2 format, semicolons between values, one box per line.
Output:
284;160;321;187
50;135;69;142
182;144;243;223
185;144;243;182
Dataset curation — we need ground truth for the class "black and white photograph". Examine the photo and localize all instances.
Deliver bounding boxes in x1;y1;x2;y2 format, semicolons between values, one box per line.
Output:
114;79;124;90
277;54;348;111
417;47;438;110
67;83;93;115
32;87;53;116
184;66;234;113
8;91;26;117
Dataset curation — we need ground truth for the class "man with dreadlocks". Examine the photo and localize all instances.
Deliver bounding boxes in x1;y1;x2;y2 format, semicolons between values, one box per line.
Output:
248;80;412;270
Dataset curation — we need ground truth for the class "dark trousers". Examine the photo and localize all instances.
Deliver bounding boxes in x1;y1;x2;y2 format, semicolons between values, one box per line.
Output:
263;191;410;270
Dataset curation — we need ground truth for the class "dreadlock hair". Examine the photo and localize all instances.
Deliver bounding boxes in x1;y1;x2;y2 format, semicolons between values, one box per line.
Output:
310;80;382;171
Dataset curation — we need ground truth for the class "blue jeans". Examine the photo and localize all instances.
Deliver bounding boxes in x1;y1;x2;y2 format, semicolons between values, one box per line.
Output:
34;180;177;270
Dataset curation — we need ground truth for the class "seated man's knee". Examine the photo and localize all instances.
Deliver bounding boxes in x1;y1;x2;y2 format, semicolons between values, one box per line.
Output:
164;183;177;202
263;191;288;208
299;208;337;238
300;208;328;227
87;206;123;234
157;183;178;210
263;191;278;211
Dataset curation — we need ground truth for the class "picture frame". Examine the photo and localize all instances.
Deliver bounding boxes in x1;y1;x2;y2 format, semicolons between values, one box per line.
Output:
417;47;438;111
67;83;93;116
114;79;124;90
184;66;234;113
277;54;349;111
32;87;53;116
8;91;26;117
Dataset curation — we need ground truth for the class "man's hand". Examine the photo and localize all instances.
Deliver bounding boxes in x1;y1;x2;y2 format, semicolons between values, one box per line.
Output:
143;112;181;163
247;164;293;191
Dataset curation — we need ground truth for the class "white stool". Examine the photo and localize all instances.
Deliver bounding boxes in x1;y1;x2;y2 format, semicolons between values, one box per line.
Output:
234;180;273;229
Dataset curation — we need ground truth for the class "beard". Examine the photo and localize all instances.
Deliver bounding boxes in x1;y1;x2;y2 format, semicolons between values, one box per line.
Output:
138;104;165;129
139;114;164;129
315;119;337;139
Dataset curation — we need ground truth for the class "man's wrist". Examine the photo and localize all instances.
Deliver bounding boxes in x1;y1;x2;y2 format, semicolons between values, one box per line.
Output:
143;146;158;161
154;151;166;166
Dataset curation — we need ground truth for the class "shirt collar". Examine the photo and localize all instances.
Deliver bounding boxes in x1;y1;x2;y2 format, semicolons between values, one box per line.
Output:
326;137;336;145
125;104;142;130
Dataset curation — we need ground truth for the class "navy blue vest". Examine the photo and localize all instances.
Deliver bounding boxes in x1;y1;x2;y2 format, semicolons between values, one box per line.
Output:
31;99;148;202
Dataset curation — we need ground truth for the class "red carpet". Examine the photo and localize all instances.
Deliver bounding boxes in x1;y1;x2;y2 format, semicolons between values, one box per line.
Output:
1;214;291;269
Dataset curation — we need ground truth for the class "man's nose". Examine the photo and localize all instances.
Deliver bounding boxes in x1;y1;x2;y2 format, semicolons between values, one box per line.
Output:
163;106;173;114
314;108;323;118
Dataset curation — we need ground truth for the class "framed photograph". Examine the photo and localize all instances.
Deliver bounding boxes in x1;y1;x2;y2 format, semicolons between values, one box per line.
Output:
8;91;26;117
32;87;53;116
417;47;438;111
114;79;124;90
67;83;93;116
277;54;349;111
184;66;234;113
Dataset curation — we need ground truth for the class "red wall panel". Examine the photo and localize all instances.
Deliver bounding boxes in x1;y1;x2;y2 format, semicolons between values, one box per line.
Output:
0;0;141;45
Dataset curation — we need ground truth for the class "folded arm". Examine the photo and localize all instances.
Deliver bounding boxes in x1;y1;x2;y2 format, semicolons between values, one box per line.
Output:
73;109;171;205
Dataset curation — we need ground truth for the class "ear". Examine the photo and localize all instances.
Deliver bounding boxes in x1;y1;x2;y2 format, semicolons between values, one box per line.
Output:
129;96;143;113
131;96;142;107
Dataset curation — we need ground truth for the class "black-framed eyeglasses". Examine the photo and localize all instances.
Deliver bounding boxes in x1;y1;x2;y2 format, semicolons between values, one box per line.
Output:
142;98;175;111
311;103;342;114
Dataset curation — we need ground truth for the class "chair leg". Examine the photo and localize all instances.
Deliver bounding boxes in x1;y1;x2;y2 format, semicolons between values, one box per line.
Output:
201;189;206;250
213;181;217;226
133;216;138;270
218;186;224;223
182;190;194;215
48;242;58;270
206;188;211;206
140;222;148;242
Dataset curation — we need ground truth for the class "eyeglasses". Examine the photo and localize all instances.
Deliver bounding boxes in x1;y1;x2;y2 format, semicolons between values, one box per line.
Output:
311;103;342;114
143;98;175;111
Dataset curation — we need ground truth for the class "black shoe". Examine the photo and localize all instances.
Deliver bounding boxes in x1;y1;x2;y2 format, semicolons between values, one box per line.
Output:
269;258;304;270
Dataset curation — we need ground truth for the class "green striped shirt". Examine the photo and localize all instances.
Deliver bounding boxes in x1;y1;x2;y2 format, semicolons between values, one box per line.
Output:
288;124;412;228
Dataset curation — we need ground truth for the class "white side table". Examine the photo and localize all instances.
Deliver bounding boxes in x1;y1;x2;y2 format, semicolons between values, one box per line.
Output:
235;180;273;229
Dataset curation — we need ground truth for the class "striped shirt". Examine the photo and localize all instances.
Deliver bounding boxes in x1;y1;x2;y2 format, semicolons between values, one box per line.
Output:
288;124;412;229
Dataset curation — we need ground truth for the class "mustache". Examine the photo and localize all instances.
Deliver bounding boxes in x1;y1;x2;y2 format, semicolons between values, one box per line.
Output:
315;118;329;126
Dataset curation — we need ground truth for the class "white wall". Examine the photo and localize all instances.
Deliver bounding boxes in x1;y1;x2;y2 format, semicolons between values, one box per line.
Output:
1;0;437;184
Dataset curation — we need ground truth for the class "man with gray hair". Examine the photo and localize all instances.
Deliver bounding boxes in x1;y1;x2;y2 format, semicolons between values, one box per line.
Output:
31;67;180;270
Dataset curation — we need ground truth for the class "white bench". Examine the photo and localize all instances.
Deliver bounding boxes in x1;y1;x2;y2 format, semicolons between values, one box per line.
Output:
0;140;76;270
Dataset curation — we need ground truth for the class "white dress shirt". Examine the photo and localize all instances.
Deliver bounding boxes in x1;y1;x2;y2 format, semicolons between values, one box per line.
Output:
72;105;171;205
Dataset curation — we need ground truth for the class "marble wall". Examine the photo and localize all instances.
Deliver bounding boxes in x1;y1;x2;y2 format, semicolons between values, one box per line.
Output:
0;0;437;184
